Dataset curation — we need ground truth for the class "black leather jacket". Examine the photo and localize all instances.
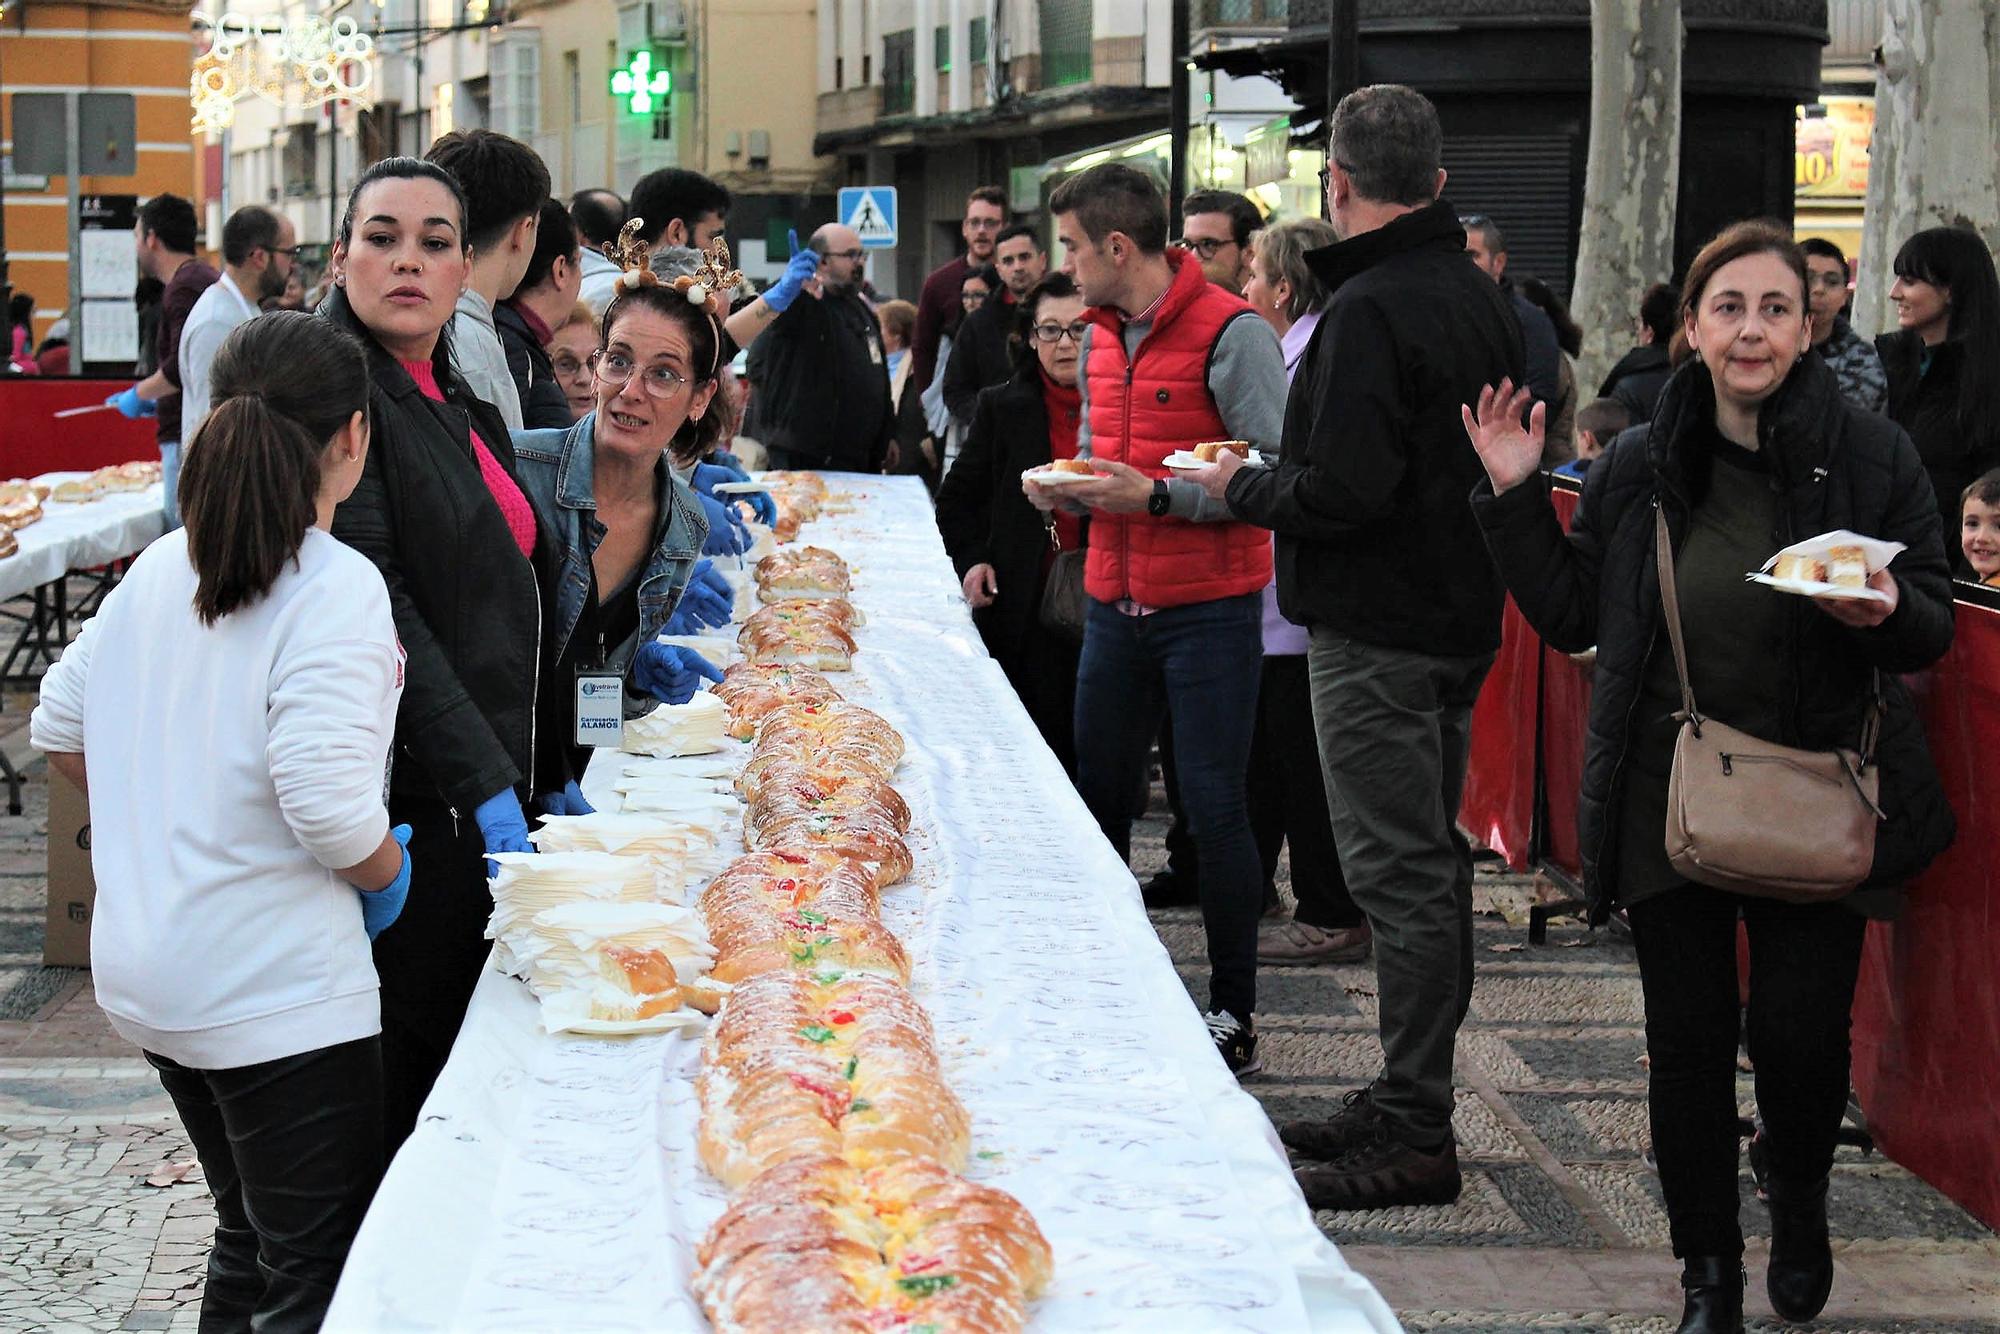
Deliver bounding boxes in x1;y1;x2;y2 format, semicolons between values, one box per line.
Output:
324;288;550;813
494;299;576;431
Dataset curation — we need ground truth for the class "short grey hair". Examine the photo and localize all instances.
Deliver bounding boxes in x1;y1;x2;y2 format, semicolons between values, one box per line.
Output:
1329;84;1443;208
1254;217;1339;321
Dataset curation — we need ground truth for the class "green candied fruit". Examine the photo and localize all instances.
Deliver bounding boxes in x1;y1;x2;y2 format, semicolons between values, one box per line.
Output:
894;1274;959;1298
798;1024;836;1044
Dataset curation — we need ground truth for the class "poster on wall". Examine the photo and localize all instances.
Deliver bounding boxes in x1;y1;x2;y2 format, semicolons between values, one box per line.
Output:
1796;97;1873;199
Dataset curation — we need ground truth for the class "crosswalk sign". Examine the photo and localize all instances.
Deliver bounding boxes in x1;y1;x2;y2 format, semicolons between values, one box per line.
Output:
839;186;898;249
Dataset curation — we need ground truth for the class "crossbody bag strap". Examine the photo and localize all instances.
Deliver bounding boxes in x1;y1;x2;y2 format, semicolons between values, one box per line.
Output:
1653;506;1702;727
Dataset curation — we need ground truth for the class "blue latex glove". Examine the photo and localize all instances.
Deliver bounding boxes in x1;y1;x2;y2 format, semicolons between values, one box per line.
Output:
473;788;532;877
669;583;731;632
710;451;746;473
105;386;156;420
761;230;819;315
695;461;779;524
689;461;740;495
632;642;724;705
696;492;751;557
691;559;733;602
542;780;594;818
358;824;414;941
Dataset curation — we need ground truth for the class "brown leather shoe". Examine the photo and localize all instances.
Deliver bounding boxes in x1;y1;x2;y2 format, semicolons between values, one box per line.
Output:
1258;918;1372;965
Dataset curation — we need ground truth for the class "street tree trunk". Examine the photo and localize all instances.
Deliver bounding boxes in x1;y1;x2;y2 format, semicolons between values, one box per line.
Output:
1570;0;1682;396
1853;0;2000;337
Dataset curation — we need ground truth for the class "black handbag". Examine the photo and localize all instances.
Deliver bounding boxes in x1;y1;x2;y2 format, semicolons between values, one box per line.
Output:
1037;514;1087;642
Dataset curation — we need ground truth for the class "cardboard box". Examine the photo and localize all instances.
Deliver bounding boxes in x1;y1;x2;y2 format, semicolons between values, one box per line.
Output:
44;776;95;968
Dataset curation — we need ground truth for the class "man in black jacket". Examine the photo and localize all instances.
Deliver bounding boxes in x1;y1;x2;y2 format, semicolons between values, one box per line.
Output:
499;198;584;429
747;223;893;472
1194;84;1523;1210
943;223;1044;426
1463;214;1561;413
1599;280;1679;423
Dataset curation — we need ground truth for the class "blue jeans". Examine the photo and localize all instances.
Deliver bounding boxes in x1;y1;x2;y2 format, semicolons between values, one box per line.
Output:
1075;592;1263;1022
160;438;182;531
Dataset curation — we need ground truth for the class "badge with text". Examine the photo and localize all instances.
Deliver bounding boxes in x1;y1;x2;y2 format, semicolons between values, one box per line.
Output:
573;669;625;747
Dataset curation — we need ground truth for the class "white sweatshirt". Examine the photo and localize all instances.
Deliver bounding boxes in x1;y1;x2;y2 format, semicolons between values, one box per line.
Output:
32;528;404;1069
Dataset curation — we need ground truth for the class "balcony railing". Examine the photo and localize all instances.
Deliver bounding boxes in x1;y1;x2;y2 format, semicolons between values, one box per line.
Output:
1196;0;1288;27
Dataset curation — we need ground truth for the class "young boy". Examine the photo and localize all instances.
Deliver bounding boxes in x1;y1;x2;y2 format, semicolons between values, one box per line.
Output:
1961;469;2000;585
1554;398;1633;480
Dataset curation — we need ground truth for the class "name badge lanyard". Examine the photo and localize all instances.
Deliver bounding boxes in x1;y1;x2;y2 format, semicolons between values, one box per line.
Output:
574;625;624;748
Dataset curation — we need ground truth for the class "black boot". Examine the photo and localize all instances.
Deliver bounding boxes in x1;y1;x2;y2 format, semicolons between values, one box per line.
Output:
1767;1174;1834;1321
1677;1255;1745;1334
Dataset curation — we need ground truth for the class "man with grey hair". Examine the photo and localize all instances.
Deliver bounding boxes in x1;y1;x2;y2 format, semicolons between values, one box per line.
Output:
1192;83;1525;1209
744;222;893;472
1462;214;1562;413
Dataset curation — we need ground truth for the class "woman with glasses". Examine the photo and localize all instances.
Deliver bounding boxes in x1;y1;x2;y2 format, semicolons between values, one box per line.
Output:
935;273;1089;770
320;157;551;1148
512;253;725;803
549;302;600;420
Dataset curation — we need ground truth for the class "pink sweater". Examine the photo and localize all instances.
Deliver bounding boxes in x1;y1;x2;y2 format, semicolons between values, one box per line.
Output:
402;359;537;559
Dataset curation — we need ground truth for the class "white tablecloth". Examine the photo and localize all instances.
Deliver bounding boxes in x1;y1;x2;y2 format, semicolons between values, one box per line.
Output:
0;474;165;603
325;476;1401;1333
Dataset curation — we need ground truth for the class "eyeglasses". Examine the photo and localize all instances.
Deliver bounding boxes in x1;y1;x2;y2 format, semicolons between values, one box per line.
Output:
1174;236;1236;261
965;218;1003;231
591;349;693;398
961;289;989;308
268;245;302;259
828;248;865;262
1031;320;1091;345
552;352;590;377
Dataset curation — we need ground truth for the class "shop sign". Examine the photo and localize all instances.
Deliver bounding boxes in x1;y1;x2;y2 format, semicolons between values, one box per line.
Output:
1243;115;1293;189
1796;97;1873;199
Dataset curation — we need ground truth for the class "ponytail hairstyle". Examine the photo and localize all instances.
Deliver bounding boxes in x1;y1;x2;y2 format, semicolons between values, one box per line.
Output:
180;311;370;625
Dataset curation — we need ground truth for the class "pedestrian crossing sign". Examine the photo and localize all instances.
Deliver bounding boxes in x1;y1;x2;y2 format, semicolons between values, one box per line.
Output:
839;186;898;248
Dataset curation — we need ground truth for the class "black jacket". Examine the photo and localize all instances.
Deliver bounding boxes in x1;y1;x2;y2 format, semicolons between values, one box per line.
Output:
494;299;575;431
746;289;893;471
1472;355;1956;918
1507;283;1563;412
935;371;1083;662
1599;343;1673;423
324;288;549;813
1876;329;2000;563
1225;200;1524;656
942;294;1020;427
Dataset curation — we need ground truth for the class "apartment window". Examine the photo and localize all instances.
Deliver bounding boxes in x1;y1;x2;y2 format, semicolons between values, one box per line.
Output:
435;83;456;138
935;24;949;71
565;50;581;125
491;39;540;139
281;124;318;197
1038;0;1092;87
863;52;872;84
882;29;914;113
357;103;400;166
836;56;845;89
1198;0;1288;22
969;16;988;63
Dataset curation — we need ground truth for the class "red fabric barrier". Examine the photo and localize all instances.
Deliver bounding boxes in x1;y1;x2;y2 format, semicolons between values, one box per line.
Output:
0;378;158;479
1851;601;2000;1231
1459;592;1538;870
1539;486;1590;880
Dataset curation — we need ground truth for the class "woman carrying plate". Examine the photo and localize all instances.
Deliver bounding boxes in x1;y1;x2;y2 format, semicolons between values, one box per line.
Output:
1462;220;1955;1334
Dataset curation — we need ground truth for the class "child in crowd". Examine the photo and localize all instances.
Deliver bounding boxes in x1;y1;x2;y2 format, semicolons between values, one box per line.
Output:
1554;398;1633;479
31;311;410;1330
1961;469;2000;585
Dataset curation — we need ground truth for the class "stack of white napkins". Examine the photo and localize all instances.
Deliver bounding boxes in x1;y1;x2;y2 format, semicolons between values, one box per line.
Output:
622;690;730;758
612;757;744;820
530;811;721;883
523;901;721;1034
486;850;669;974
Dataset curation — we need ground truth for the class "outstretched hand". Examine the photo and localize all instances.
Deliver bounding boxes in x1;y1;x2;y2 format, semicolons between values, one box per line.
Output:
1461;378;1546;495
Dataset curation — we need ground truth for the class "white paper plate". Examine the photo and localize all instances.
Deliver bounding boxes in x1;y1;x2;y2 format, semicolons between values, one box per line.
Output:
1744;573;1893;604
712;481;773;495
1021;468;1102;486
1163;449;1264;470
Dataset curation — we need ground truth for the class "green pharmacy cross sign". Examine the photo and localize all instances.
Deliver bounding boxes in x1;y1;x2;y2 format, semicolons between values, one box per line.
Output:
612;49;671;115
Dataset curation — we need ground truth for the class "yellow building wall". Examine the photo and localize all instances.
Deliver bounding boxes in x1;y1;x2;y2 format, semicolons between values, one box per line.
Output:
1;2;200;341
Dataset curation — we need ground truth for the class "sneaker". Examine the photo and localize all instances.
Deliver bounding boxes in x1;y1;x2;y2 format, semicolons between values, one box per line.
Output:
1204;1009;1261;1077
1294;1133;1463;1210
1258;918;1373;965
1141;870;1200;909
1279;1087;1390;1160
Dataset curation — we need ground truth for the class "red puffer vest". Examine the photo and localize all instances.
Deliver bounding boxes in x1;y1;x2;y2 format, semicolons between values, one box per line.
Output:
1083;251;1273;607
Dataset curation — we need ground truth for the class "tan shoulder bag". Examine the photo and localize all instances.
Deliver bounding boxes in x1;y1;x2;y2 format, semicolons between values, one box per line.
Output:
1655;510;1883;900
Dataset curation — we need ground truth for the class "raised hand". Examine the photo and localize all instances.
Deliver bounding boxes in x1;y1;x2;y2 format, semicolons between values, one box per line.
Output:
1460;378;1546;495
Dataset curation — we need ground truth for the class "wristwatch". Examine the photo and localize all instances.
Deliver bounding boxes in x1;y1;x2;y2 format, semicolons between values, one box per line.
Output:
1146;478;1172;517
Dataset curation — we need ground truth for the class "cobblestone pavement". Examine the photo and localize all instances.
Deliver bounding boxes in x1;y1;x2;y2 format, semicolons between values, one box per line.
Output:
0;720;1993;1331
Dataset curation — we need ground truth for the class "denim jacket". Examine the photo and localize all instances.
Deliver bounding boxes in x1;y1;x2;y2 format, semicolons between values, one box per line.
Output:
511;411;709;718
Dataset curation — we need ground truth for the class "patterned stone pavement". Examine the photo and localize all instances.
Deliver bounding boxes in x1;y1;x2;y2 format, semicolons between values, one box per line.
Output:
0;718;1992;1331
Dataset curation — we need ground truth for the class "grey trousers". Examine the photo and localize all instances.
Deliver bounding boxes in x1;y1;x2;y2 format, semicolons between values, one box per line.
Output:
1307;629;1494;1146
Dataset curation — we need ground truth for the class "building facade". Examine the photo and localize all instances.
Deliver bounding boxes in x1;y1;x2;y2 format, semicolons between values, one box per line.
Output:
1;0;202;346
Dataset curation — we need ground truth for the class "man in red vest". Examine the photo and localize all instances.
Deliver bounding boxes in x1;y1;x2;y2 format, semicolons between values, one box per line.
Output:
1023;163;1287;1076
1193;84;1525;1209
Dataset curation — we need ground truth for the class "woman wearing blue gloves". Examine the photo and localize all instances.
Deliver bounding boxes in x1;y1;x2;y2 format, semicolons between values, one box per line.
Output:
33;312;406;1330
320;158;553;1148
514;233;745;808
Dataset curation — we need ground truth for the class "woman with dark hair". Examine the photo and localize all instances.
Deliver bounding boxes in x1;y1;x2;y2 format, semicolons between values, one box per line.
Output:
921;266;1000;475
512;247;730;796
1465;220;1955;1333
1876;225;2000;561
7;292;36;374
934;272;1087;769
33;312;407;1329
320;155;551;1147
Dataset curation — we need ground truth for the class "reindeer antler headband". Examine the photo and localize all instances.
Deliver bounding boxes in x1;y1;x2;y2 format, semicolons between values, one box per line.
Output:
603;218;742;374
